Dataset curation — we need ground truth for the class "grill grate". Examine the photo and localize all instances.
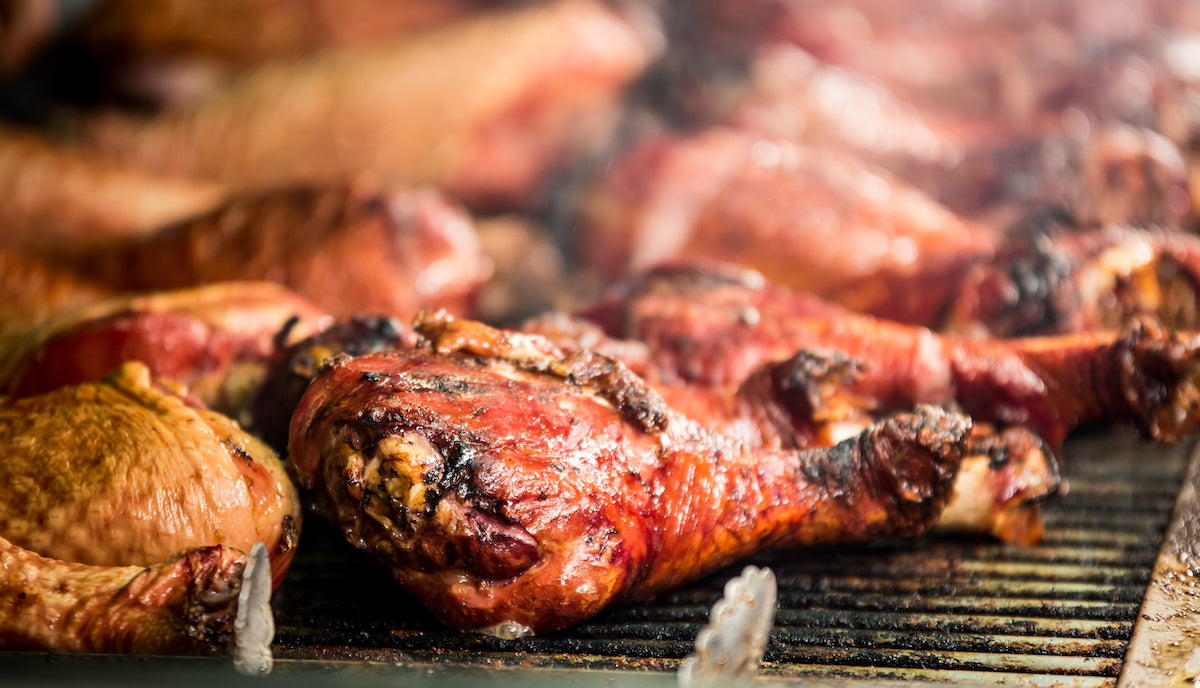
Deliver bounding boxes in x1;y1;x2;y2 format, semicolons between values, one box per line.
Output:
266;428;1192;686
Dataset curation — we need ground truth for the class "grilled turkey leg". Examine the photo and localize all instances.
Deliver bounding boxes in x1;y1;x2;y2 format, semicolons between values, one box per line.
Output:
288;316;971;633
579;265;1200;449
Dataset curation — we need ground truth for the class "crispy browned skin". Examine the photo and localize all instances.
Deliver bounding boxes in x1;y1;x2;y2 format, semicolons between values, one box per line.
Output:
0;362;300;588
0;536;245;654
579;265;1200;449
0;282;332;420
78;0;660;209
0;127;226;257
259;311;1054;546
289;315;970;633
61;184;490;320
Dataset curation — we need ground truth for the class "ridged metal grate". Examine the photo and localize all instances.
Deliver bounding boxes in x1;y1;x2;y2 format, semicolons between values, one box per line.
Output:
265;428;1191;686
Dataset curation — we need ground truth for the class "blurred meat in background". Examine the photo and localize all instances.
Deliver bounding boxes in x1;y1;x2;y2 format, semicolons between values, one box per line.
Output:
4;0;1200;656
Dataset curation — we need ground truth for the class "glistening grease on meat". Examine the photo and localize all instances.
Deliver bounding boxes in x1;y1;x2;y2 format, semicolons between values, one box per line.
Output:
289;315;971;633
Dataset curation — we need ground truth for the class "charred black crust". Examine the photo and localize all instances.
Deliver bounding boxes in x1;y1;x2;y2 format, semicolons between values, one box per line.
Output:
251;316;411;451
773;348;865;418
864;407;970;536
175;548;244;654
1114;320;1200;442
279;514;299;553
557;350;668;433
979;233;1081;337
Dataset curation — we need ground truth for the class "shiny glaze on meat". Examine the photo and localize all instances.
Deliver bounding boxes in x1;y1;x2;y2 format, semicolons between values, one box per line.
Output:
289;315;970;632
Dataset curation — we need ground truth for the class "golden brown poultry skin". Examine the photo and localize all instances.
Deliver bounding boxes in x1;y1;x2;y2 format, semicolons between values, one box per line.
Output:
289;315;970;633
0;362;300;589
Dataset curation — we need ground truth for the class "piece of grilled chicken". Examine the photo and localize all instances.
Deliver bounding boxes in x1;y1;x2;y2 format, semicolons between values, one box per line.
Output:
0;537;246;654
0;361;299;653
580;129;1200;334
520;311;1062;545
253;311;1055;546
289;315;971;634
0;362;300;586
0;282;331;422
56;183;490;320
75;0;661;211
573;265;1200;451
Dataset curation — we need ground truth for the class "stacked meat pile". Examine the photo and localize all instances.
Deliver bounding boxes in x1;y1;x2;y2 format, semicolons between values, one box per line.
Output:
1;0;1199;655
